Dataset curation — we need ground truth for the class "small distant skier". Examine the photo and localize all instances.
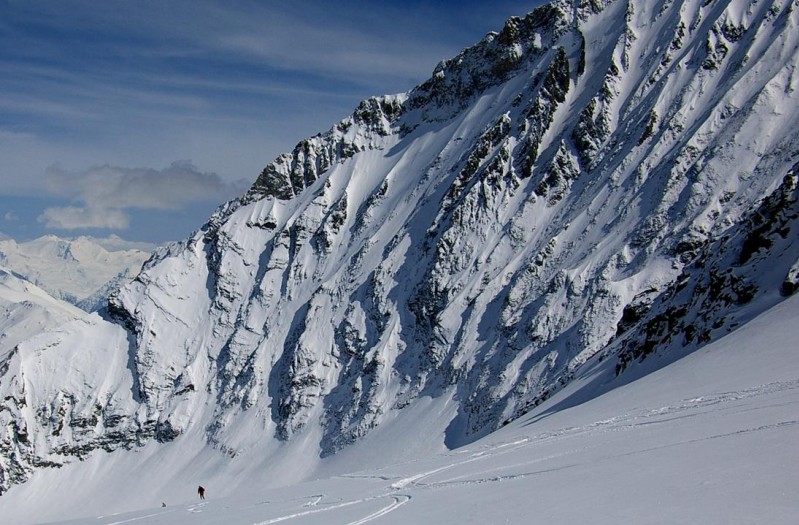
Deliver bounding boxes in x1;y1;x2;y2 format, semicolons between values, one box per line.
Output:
198;485;206;500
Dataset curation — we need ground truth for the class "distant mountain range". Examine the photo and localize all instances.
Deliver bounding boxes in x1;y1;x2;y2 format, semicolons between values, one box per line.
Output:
1;0;798;521
0;234;154;311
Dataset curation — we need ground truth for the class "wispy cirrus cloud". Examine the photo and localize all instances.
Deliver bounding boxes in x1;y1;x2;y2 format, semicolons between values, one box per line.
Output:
38;162;249;230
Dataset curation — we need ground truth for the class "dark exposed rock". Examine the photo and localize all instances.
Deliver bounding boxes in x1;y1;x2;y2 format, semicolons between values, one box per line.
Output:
616;170;799;375
519;46;571;177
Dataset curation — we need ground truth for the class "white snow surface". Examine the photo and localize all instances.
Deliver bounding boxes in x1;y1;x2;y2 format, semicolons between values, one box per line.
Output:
6;294;798;525
0;268;86;359
0;235;153;307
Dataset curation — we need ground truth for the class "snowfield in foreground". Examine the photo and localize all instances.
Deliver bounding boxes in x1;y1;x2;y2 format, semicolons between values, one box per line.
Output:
30;295;799;525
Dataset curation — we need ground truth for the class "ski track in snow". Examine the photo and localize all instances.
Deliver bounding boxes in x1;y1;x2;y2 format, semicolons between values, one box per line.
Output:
104;501;209;524
106;509;177;525
53;377;799;525
179;379;799;525
301;495;323;507
343;378;799;493
251;493;411;525
243;377;798;524
389;465;455;490
344;495;411;525
187;501;208;513
413;418;799;492
10;362;792;525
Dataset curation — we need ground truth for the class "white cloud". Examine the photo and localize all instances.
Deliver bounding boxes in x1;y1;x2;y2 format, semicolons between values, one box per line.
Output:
37;161;249;230
38;205;130;230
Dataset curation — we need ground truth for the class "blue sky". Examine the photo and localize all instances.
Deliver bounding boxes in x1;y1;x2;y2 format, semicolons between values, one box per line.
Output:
1;0;542;244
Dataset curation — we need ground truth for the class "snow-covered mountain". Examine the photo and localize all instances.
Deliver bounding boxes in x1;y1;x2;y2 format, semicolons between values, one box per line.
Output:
1;0;798;520
0;235;154;311
0;268;87;360
17;294;799;524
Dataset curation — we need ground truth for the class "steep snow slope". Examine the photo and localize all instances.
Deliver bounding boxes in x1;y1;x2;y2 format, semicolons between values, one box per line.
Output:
1;0;799;512
0;269;86;359
8;294;799;525
0;235;153;309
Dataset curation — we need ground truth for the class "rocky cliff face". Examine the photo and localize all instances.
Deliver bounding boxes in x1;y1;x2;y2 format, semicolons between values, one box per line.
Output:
3;0;799;493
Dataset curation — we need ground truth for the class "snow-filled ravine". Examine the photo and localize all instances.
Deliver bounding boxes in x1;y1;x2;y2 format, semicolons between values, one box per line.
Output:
9;294;799;525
